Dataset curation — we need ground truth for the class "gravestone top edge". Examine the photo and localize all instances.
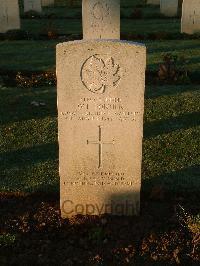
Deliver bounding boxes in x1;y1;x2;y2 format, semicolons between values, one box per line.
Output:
56;39;146;49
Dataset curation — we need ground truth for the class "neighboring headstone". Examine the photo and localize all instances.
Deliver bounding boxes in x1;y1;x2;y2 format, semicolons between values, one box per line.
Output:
82;0;120;39
181;0;200;34
57;40;146;217
41;0;54;6
147;0;160;5
0;0;20;33
24;0;42;13
160;0;178;17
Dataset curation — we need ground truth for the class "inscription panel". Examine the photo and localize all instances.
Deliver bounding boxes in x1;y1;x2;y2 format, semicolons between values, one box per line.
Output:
57;40;146;216
64;171;139;187
61;97;140;122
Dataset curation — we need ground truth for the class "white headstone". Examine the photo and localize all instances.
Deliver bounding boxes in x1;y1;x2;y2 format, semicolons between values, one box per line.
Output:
57;0;146;218
82;0;120;39
147;0;160;5
181;0;200;34
41;0;54;6
0;0;20;33
24;0;42;13
57;40;146;217
160;0;178;17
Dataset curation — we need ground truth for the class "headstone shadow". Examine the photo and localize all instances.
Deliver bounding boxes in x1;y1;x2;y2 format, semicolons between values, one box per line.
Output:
144;111;200;138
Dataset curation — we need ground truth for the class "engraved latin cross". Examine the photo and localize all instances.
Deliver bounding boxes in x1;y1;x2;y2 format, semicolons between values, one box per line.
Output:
87;125;114;168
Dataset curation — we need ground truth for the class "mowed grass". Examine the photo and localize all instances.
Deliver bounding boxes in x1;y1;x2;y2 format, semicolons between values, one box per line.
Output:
18;1;181;35
0;86;58;192
0;84;199;193
0;0;199;195
20;18;181;35
0;40;56;72
0;39;199;73
37;0;145;8
22;1;176;20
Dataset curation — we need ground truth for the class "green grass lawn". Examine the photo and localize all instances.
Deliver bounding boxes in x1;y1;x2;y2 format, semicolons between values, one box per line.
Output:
0;0;199;195
0;1;200;264
18;1;181;35
18;0;181;35
0;84;199;193
21;0;146;8
0;40;56;72
20;18;181;35
0;39;199;73
31;4;174;19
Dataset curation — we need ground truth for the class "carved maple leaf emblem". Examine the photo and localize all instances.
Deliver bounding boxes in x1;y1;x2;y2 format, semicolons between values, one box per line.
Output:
93;2;110;20
81;55;121;94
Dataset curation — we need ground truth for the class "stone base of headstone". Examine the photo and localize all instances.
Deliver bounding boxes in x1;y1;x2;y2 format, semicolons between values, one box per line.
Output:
57;40;146;218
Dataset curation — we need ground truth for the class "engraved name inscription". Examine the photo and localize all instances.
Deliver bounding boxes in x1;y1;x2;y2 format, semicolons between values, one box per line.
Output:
61;97;140;122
